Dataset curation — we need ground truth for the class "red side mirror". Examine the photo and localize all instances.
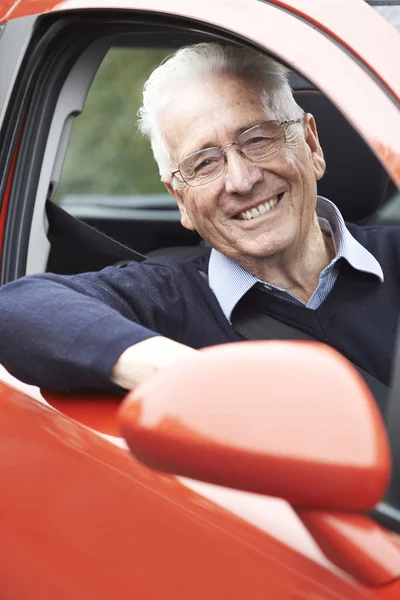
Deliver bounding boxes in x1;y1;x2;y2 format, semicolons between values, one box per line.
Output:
118;341;390;512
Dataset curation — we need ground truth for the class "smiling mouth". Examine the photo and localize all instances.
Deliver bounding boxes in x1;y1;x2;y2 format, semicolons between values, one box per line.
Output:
236;193;284;221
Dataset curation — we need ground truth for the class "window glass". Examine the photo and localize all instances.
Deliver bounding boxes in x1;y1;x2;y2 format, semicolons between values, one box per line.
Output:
369;1;400;32
55;47;173;205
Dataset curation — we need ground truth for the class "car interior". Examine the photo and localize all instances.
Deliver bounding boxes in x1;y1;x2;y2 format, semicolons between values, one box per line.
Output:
45;70;394;274
37;35;396;277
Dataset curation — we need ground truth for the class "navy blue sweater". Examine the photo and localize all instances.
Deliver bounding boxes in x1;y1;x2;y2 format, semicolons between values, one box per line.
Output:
0;224;399;390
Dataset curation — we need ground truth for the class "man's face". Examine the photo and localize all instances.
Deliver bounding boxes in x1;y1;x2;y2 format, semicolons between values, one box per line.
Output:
161;74;325;265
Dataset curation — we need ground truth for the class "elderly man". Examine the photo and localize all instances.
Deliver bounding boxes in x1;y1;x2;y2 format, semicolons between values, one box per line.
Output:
0;43;398;392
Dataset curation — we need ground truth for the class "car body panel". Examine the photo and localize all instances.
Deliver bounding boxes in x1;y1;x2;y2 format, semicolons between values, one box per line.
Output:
267;0;400;95
2;368;400;598
1;0;399;96
0;365;352;574
0;374;381;600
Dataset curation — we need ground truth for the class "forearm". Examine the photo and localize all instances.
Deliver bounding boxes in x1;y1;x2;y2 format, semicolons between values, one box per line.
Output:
0;276;159;390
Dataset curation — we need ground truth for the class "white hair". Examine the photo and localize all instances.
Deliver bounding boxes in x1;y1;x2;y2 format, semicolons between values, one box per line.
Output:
137;43;304;181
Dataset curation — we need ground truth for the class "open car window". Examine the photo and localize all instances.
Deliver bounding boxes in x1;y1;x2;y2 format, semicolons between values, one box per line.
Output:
50;37;398;266
55;47;171;206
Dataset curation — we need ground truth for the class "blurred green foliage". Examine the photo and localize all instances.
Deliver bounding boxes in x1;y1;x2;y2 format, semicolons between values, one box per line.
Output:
55;47;173;202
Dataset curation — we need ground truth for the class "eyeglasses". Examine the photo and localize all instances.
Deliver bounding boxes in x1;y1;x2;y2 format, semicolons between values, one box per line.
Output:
171;119;303;188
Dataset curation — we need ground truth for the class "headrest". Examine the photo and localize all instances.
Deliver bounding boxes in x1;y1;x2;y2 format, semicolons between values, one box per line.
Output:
290;73;388;222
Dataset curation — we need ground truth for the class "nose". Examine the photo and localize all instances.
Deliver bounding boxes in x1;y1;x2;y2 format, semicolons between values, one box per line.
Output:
223;147;264;195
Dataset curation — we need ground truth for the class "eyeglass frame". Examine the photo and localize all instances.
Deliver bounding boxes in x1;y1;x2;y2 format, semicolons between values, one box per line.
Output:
170;118;304;187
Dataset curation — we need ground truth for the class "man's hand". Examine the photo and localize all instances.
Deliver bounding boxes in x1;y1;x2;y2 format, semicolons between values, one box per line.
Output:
111;336;197;390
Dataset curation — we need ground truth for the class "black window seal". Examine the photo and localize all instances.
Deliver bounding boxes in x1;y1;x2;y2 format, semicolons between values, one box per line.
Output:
367;1;400;6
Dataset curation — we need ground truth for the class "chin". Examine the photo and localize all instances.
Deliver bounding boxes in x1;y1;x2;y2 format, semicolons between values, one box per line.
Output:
235;238;290;261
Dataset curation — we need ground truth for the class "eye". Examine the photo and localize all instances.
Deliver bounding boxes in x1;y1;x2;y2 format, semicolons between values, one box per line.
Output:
246;135;271;146
242;134;277;158
194;157;220;174
249;136;267;143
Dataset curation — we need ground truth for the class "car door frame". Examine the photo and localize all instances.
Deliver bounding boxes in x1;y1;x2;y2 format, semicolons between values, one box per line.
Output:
0;2;399;596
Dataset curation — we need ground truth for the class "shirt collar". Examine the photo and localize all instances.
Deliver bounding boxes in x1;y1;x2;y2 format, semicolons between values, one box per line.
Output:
316;197;383;279
208;196;384;322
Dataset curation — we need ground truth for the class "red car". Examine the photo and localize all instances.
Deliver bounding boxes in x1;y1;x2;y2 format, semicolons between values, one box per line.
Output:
1;0;400;598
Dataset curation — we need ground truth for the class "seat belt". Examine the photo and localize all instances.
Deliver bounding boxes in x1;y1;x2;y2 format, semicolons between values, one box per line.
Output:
46;200;146;275
372;330;400;529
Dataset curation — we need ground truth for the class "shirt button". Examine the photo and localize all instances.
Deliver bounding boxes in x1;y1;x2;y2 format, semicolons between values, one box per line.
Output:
263;283;273;290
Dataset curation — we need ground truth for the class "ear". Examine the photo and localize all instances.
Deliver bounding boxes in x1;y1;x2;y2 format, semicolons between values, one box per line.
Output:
163;180;196;231
304;113;325;181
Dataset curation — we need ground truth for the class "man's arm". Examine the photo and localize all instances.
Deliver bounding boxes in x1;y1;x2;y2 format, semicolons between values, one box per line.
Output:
0;262;190;391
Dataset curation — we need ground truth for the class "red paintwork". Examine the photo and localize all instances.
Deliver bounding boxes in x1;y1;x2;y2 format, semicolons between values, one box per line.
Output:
297;510;400;587
267;0;400;98
0;134;19;263
119;342;391;512
0;0;400;597
0;0;399;99
0;379;379;600
42;389;122;436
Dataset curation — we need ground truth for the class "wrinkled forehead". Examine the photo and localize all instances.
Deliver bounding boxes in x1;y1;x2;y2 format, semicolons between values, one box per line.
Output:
158;73;270;163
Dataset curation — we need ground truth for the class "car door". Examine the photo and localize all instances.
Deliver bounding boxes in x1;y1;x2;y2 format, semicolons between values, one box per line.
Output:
0;1;399;599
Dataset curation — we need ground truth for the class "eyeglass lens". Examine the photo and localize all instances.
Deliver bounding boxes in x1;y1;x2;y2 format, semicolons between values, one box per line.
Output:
179;121;285;187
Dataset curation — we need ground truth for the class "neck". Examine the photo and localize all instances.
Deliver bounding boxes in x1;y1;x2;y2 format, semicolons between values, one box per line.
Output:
239;216;335;304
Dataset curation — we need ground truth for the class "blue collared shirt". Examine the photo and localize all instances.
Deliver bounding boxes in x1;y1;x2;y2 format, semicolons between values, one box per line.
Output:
209;196;384;322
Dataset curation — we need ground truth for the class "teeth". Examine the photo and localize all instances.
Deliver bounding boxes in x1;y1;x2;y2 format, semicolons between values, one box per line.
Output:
258;204;267;215
239;196;280;220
